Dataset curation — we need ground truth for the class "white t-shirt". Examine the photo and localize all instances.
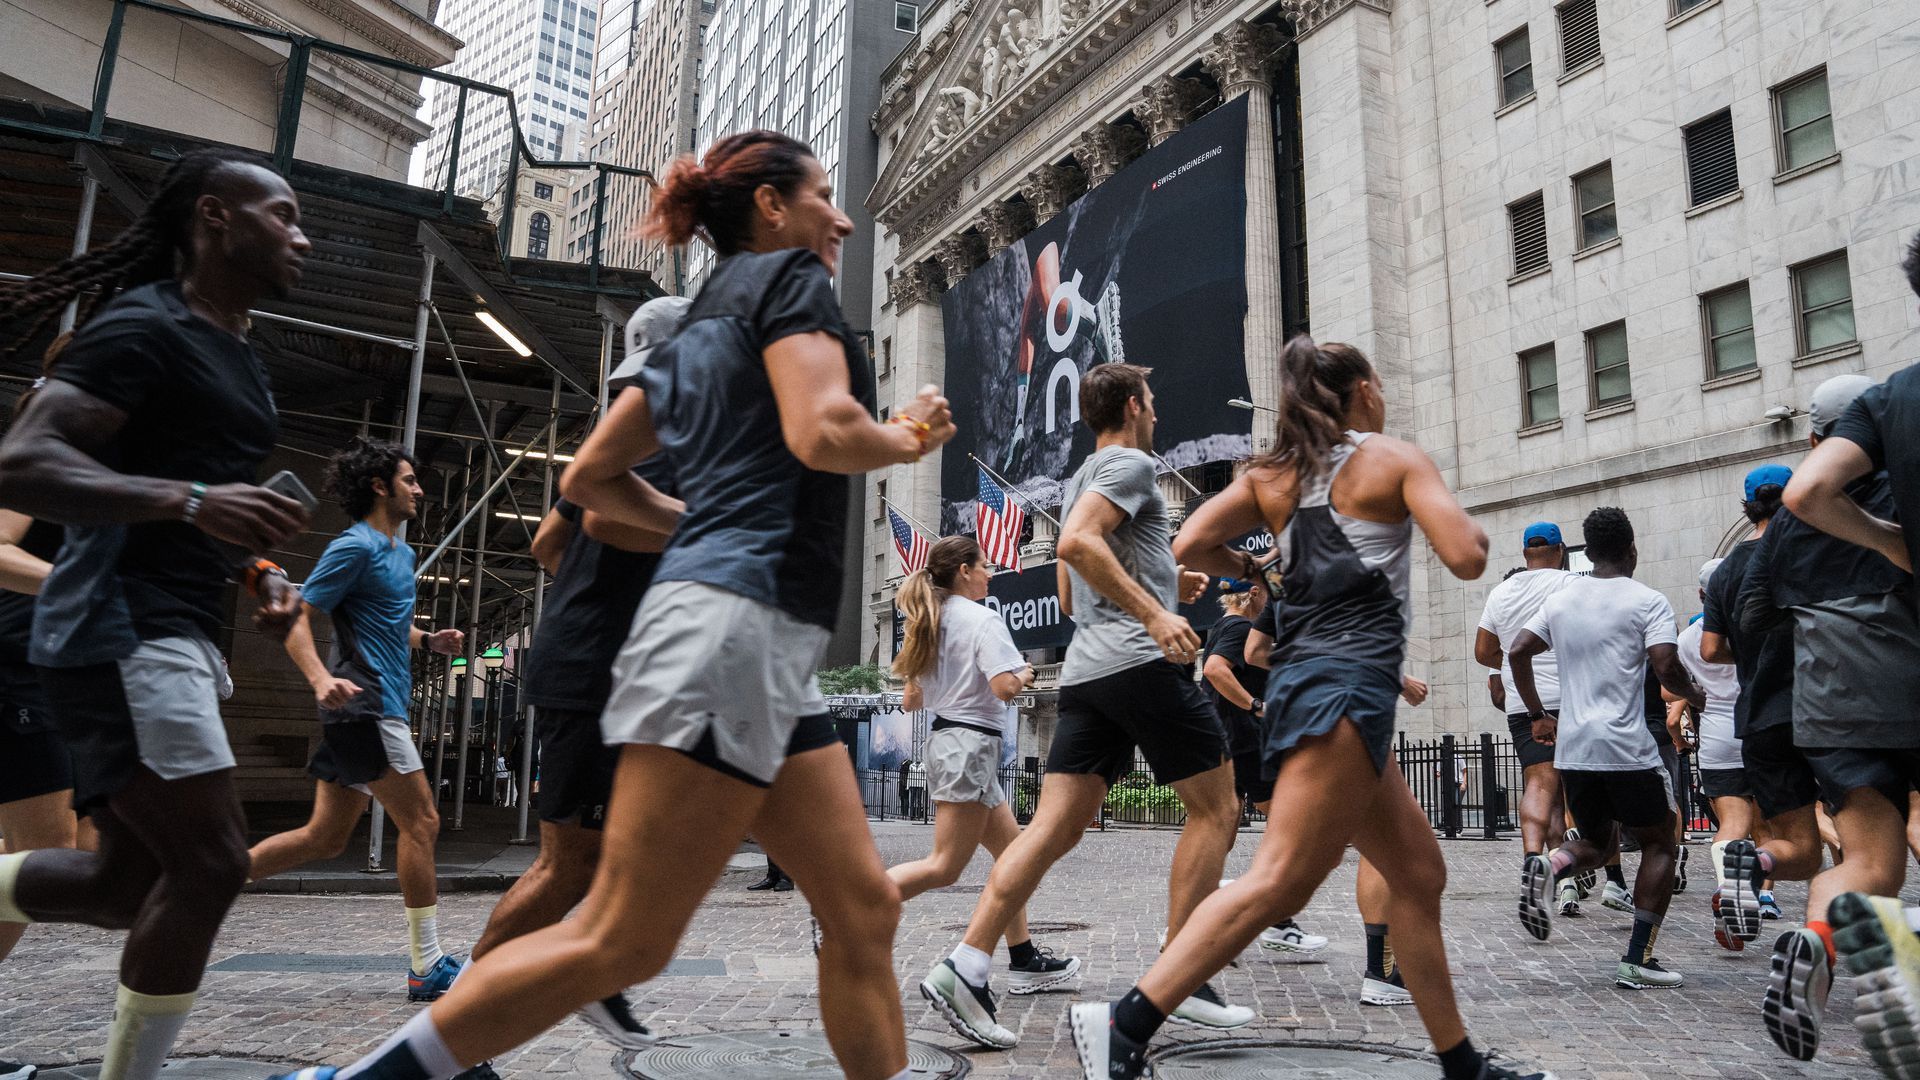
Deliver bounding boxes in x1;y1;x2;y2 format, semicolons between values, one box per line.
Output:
1477;568;1573;712
915;595;1026;737
1677;619;1742;770
1524;575;1678;772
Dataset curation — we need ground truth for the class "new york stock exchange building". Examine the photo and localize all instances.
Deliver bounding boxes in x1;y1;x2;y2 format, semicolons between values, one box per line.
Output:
853;0;1918;764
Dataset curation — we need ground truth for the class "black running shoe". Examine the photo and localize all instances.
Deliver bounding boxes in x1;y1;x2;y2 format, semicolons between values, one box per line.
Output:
1477;1052;1558;1079
575;991;655;1050
1722;839;1764;942
1069;1001;1150;1080
452;1063;500;1080
1763;928;1830;1061
0;1062;37;1080
1564;829;1597;895
1673;846;1689;894
1007;944;1081;995
1519;853;1552;941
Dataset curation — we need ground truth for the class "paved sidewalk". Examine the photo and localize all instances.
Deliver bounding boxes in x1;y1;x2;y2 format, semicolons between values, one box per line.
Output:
2;821;1903;1078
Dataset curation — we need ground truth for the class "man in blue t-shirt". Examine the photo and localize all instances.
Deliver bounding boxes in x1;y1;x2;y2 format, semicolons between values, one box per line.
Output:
246;439;465;1001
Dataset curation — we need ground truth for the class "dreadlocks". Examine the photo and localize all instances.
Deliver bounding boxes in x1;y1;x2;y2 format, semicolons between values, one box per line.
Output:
0;147;274;358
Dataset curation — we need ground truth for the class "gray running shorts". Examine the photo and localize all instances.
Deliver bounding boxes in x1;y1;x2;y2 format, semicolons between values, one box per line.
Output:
925;727;1006;809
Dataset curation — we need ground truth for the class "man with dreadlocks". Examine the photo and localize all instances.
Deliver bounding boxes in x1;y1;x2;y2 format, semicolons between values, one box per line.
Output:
0;148;312;1080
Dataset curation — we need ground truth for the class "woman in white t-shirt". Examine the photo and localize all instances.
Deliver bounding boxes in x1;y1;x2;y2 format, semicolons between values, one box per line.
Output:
890;535;1080;993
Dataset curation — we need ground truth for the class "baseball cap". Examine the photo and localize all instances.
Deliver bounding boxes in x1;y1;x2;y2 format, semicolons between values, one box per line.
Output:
1808;373;1875;437
607;295;693;392
1697;557;1723;591
1522;522;1563;547
1744;464;1792;502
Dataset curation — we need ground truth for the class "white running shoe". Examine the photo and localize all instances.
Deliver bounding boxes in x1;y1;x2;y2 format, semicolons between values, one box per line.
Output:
1720;839;1763;940
1556;880;1583;917
1600;881;1634;913
1763;927;1830;1061
1168;981;1254;1029
1615;957;1684;989
920;959;1017;1049
1673;846;1690;894
1518;854;1552;941
1831;891;1920;1080
1361;971;1414;1006
1069;1001;1151;1080
1259;919;1329;953
574;992;655;1050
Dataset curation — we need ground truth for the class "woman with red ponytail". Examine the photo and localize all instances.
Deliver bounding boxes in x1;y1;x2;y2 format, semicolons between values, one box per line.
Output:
278;132;957;1080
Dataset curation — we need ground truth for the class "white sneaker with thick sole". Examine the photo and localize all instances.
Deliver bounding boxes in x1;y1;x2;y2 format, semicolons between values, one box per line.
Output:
920;959;1017;1049
574;992;656;1050
1168;982;1254;1029
1519;854;1552;941
1831;891;1920;1080
1361;973;1413;1006
1600;881;1634;913
1763;928;1831;1062
1259;920;1329;953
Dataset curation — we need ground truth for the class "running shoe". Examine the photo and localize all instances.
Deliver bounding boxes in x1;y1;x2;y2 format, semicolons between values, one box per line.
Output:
1518;853;1553;941
1721;839;1764;941
0;1063;36;1080
1615;957;1683;989
267;1070;335;1080
1710;889;1745;952
1600;881;1634;913
1168;981;1255;1029
1069;1001;1150;1080
575;991;656;1049
1007;945;1081;994
1556;880;1583;918
920;959;1017;1049
1563;830;1597;896
1361;968;1413;1006
407;953;463;1002
1831;891;1920;1079
1476;1052;1560;1079
1763;928;1831;1062
452;1064;499;1080
1760;891;1784;920
1673;846;1689;894
1259;919;1329;953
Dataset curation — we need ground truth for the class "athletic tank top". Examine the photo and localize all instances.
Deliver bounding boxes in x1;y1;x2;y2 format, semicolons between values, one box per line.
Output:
1271;432;1412;668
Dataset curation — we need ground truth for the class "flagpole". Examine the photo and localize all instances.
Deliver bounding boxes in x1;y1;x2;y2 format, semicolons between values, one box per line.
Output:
968;453;1062;528
879;494;939;539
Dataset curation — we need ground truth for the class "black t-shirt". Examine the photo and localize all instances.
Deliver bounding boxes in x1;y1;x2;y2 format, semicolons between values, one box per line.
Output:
1739;472;1906;627
1203;614;1267;751
31;282;278;666
1254;602;1280;665
638;249;873;629
1701;538;1793;737
520;460;673;712
1831;370;1920;605
1643;667;1672;747
0;518;62;664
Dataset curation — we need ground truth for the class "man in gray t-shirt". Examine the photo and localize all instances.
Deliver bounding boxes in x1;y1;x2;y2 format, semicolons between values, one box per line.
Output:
922;364;1249;1049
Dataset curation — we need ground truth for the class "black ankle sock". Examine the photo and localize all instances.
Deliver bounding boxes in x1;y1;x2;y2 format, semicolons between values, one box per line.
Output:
1605;864;1627;887
1625;910;1661;964
1007;939;1037;967
1112;987;1166;1045
1364;923;1389;978
1436;1036;1484;1080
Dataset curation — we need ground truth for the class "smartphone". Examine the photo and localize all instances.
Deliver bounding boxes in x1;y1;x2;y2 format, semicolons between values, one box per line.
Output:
262;469;319;516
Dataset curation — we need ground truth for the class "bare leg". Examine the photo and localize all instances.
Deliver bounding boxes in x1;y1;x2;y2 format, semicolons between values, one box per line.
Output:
1518;762;1562;855
1762;806;1825;882
247;780;367;881
888;800;989;902
756;745;908;1080
365;769;442;908
1163;762;1243;947
1356;856;1388;922
1806;788;1908;925
1625;816;1679;921
0;789;80;963
1710;796;1754;847
469;821;600;960
978;801;1030;946
959;772;1107;954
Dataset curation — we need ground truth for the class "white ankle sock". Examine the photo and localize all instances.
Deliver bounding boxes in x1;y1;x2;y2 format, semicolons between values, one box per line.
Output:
1903;906;1920;933
407;904;444;975
0;850;30;923
337;1009;464;1080
99;984;196;1080
949;943;991;986
1709;841;1729;888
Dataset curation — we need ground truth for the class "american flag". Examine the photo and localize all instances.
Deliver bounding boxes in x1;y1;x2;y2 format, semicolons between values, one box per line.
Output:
976;467;1027;573
888;505;931;575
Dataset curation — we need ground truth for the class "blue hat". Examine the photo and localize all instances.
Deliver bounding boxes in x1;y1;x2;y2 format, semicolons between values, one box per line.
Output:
1522;522;1563;547
1744;464;1792;502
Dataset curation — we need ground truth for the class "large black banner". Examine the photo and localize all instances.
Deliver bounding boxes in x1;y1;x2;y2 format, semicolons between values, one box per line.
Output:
938;95;1251;534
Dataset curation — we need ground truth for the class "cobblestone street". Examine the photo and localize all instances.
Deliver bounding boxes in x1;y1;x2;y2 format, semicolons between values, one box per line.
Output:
1;822;1905;1078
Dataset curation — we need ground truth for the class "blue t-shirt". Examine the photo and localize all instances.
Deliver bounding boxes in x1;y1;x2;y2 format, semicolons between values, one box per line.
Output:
302;521;416;718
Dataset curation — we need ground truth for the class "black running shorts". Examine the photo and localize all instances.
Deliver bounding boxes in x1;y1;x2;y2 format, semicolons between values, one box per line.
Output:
537;707;619;830
1048;660;1226;786
1231;745;1272;804
1802;746;1920;818
675;712;840;789
1507;712;1557;770
0;665;69;804
1699;767;1752;800
1741;724;1819;821
1563;767;1677;834
308;718;419;789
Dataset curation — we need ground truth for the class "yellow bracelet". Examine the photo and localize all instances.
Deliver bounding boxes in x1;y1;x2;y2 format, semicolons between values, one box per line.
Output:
888;413;931;459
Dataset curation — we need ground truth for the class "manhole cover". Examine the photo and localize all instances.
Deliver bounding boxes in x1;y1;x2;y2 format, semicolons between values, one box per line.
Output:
940;920;1088;934
1151;1040;1430;1077
623;1031;968;1079
38;1060;285;1080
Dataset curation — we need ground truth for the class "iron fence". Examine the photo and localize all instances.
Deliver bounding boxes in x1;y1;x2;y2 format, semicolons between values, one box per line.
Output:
854;762;1049;825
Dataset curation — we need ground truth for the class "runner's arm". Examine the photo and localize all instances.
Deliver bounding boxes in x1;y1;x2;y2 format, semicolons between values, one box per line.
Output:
1486;672;1506;712
989;669;1029;702
282;602;362;708
530;507;573;573
1171;473;1266;580
1508;629;1549;720
1784;436;1908;571
765;333;953;472
1202;653;1255;712
1056;559;1072;618
1057;490;1199;661
409;625;463;654
1648;642;1705;711
1472;627;1504;670
0;510;50;595
560;386;685;535
1400;446;1488;579
1698;630;1734;665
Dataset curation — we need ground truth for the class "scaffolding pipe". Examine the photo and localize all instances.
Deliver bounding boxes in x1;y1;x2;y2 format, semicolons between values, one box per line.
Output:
453;403;497;831
403;252;437;452
597;315;614;418
414;417;556;580
514;373;559;843
57;172;99;334
433;443;473;799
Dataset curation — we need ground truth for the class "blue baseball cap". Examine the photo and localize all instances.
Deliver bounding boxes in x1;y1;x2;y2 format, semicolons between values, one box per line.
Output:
1744;464;1792;502
1522;522;1563;547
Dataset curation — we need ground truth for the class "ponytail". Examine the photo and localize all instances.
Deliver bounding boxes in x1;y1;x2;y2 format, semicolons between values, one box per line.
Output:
643;130;815;255
891;535;981;682
1254;335;1375;480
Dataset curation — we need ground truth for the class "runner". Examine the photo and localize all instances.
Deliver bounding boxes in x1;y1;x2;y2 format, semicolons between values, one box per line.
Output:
886;534;1080;992
1739;373;1920;1063
245;439;466;1000
1071;337;1551;1080
1509;507;1704;992
1669;559;1755;951
921;362;1245;1052
271;129;953;1080
0;148;312;1080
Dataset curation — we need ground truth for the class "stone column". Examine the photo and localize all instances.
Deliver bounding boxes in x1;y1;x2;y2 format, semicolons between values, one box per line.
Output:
932;231;987;287
1071;122;1147;188
979;200;1036;256
1201;20;1285;450
1019;163;1083;225
886;259;949;596
1133;75;1210;147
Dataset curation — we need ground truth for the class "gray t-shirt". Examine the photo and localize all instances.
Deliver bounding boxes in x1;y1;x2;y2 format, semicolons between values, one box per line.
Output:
1058;446;1177;686
1792;590;1920;749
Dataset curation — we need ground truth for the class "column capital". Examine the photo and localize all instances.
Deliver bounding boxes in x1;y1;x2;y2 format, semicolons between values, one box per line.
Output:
978;200;1037;255
1071;123;1147;189
1019;163;1085;225
890;261;944;308
1132;75;1210;147
1279;0;1393;39
932;231;987;285
1200;20;1286;97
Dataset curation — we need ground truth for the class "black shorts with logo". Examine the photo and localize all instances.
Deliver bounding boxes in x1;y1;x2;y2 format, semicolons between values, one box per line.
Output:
1563;767;1677;834
0;664;70;803
1048;660;1226;787
537;706;620;830
1802;746;1920;818
1507;711;1557;770
1742;723;1819;820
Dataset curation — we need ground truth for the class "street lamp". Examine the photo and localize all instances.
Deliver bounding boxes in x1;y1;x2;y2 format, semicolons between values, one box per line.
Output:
1228;397;1279;414
481;645;507;670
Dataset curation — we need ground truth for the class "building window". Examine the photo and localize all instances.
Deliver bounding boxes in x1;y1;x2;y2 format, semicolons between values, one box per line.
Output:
1672;0;1713;13
1773;67;1836;174
1496;28;1534;108
1508;191;1549;277
1792;251;1856;357
875;478;887;522
894;2;918;33
1572;163;1616;251
1701;282;1757;378
1586;321;1631;407
1556;0;1602;74
1683;108;1739;206
532;181;553;200
1520;345;1559;428
527;212;551;259
880;336;893;377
